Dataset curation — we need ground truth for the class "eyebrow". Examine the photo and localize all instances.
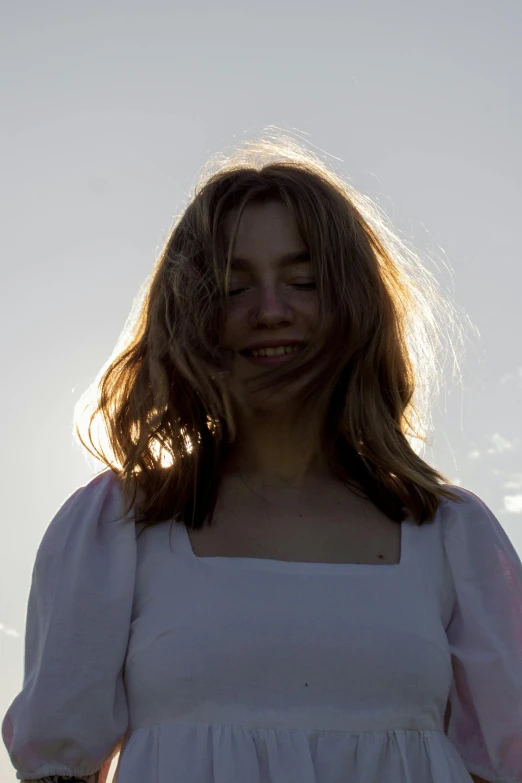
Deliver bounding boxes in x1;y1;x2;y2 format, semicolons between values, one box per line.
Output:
230;250;311;271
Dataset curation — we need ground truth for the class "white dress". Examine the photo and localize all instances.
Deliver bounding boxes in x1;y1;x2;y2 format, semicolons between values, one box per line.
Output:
2;470;522;782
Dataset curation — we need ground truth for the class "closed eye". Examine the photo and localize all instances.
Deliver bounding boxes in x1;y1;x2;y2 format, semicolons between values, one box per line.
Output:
228;283;317;296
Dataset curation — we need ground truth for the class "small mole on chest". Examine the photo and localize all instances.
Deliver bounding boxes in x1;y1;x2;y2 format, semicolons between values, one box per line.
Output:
356;554;384;564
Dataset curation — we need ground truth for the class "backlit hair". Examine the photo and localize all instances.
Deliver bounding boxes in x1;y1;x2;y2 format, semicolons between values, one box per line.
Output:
74;130;476;535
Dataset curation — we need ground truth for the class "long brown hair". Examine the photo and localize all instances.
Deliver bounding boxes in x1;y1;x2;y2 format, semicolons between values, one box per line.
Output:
74;131;475;537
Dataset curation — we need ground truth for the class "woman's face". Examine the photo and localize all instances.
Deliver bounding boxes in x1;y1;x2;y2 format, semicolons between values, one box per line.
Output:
222;199;319;409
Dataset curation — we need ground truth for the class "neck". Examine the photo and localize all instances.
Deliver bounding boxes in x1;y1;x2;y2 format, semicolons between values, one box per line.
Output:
225;411;329;489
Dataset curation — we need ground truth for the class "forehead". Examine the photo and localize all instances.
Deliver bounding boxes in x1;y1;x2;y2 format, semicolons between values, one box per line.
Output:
224;200;307;261
230;249;311;271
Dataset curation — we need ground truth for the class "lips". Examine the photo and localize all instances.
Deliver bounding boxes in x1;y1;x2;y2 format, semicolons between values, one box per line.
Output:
241;348;302;358
239;342;305;356
238;345;306;369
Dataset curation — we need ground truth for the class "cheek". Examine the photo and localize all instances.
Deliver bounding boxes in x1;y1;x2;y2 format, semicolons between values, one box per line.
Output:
222;310;246;348
305;298;319;319
296;296;319;329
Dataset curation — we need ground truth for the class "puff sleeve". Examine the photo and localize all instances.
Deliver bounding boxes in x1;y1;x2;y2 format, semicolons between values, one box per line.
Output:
442;486;522;783
1;470;138;782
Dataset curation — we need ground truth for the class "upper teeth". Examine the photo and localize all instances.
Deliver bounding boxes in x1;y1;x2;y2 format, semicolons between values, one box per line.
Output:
248;345;302;357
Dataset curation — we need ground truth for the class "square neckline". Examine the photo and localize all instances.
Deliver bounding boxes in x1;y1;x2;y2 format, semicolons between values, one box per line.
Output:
178;514;413;575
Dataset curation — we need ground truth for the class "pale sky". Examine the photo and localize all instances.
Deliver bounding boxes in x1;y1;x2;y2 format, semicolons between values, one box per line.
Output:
1;1;521;779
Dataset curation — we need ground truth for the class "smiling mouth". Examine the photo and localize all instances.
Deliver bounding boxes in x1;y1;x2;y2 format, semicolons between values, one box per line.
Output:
239;345;305;358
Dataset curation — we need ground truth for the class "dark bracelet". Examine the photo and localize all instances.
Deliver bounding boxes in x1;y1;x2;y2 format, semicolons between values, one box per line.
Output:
23;776;95;782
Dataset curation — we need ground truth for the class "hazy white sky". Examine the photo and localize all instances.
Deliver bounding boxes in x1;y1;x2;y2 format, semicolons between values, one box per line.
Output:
1;1;521;778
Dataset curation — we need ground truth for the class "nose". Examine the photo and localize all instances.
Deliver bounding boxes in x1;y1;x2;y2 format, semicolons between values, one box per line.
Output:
250;285;294;325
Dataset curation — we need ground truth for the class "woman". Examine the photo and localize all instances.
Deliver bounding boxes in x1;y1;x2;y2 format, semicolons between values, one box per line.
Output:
3;133;521;783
